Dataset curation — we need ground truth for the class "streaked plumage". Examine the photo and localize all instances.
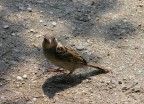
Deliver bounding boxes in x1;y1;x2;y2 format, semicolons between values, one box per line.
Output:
42;35;109;75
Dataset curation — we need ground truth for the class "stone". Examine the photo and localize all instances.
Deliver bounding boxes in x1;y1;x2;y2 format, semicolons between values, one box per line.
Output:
39;20;43;23
22;74;27;79
51;21;57;26
3;25;9;29
17;3;25;10
11;33;16;36
33;98;37;101
76;45;85;51
27;7;32;12
16;76;23;81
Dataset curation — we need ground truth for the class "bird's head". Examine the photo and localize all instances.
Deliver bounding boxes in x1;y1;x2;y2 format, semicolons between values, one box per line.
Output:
43;35;58;49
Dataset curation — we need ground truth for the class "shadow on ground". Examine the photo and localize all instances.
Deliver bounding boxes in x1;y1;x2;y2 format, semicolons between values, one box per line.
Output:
0;1;42;77
42;69;108;98
36;0;119;35
0;15;26;76
103;20;136;41
36;0;137;40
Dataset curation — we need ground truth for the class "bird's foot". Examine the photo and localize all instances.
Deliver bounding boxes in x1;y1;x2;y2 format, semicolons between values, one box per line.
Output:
47;67;64;73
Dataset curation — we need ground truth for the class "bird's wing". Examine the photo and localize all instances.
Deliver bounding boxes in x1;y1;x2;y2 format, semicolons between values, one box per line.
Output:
55;43;87;64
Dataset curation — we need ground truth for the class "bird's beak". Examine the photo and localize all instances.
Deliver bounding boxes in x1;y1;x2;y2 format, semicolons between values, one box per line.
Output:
54;38;58;43
48;39;51;44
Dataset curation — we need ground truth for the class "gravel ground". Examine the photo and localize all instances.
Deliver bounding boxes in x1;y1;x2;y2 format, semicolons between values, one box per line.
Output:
0;0;144;104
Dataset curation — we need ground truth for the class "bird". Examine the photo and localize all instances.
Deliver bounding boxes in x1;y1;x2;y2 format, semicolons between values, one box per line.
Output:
42;35;109;75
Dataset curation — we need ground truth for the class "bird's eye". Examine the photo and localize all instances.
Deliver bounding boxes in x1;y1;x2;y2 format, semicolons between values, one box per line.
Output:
57;47;63;50
56;46;65;53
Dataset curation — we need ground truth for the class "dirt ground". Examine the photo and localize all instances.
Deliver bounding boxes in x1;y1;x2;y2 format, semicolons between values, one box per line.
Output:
0;0;144;104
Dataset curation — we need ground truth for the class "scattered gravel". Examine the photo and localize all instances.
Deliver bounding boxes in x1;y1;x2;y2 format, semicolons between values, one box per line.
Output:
0;0;144;104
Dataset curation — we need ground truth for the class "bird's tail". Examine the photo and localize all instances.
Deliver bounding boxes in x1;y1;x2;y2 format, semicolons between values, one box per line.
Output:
87;62;109;73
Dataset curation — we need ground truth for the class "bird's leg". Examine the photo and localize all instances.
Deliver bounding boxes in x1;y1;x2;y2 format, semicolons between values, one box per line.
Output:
67;70;74;76
47;66;64;73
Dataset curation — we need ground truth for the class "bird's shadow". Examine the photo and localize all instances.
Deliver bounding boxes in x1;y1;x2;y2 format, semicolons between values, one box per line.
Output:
42;69;108;98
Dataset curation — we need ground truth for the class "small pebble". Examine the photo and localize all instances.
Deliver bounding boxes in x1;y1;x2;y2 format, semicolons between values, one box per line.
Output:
16;76;23;81
51;21;57;26
3;25;9;29
37;0;44;3
36;35;41;38
30;29;35;32
138;70;143;73
39;20;43;23
10;61;17;65
1;96;5;99
0;43;2;47
33;98;37;101
138;11;142;13
13;48;19;52
22;74;27;79
27;7;32;12
11;33;16;36
20;56;26;60
27;4;32;12
76;45;85;51
0;82;3;86
40;10;44;13
87;39;92;43
34;66;38;69
72;27;75;30
49;11;53;14
17;3;25;10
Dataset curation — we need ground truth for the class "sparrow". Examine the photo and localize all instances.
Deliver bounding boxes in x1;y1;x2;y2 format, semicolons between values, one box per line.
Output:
42;35;109;75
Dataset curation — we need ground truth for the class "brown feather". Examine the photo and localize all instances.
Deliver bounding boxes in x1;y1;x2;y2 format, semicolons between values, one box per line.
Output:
87;62;109;73
43;35;109;75
56;42;87;64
